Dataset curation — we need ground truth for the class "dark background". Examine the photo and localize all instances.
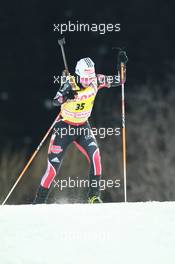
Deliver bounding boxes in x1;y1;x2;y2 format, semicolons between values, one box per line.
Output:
0;0;175;203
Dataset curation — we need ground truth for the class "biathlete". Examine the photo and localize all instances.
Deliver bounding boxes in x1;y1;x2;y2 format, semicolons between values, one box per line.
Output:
34;54;127;204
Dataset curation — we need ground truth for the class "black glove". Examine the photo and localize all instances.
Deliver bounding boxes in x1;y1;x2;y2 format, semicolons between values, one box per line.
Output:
53;80;76;107
61;81;77;100
117;50;128;69
59;80;72;96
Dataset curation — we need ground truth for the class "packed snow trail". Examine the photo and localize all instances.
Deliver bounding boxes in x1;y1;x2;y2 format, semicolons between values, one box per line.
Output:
0;202;175;264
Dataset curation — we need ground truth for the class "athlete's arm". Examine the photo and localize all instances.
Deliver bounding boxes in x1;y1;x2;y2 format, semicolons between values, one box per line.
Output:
97;50;128;90
97;74;121;90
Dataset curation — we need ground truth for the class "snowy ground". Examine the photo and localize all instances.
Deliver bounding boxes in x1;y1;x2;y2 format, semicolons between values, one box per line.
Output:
0;202;175;264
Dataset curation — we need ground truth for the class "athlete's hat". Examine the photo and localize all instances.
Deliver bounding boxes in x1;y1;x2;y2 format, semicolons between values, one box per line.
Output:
75;58;95;78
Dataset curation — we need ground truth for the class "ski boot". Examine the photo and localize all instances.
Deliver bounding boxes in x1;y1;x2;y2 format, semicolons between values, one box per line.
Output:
88;195;103;203
33;185;50;204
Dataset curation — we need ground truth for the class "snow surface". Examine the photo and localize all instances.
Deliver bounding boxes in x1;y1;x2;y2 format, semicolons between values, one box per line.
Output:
0;202;175;264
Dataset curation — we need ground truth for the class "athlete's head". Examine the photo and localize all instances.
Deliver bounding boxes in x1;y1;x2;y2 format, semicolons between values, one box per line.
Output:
75;58;96;86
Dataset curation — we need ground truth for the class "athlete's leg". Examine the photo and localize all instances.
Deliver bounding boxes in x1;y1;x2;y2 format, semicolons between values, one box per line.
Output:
74;122;102;201
33;120;73;203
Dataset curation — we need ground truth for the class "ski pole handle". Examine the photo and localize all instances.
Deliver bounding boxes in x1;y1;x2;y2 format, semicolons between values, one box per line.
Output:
58;37;69;75
58;37;78;91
